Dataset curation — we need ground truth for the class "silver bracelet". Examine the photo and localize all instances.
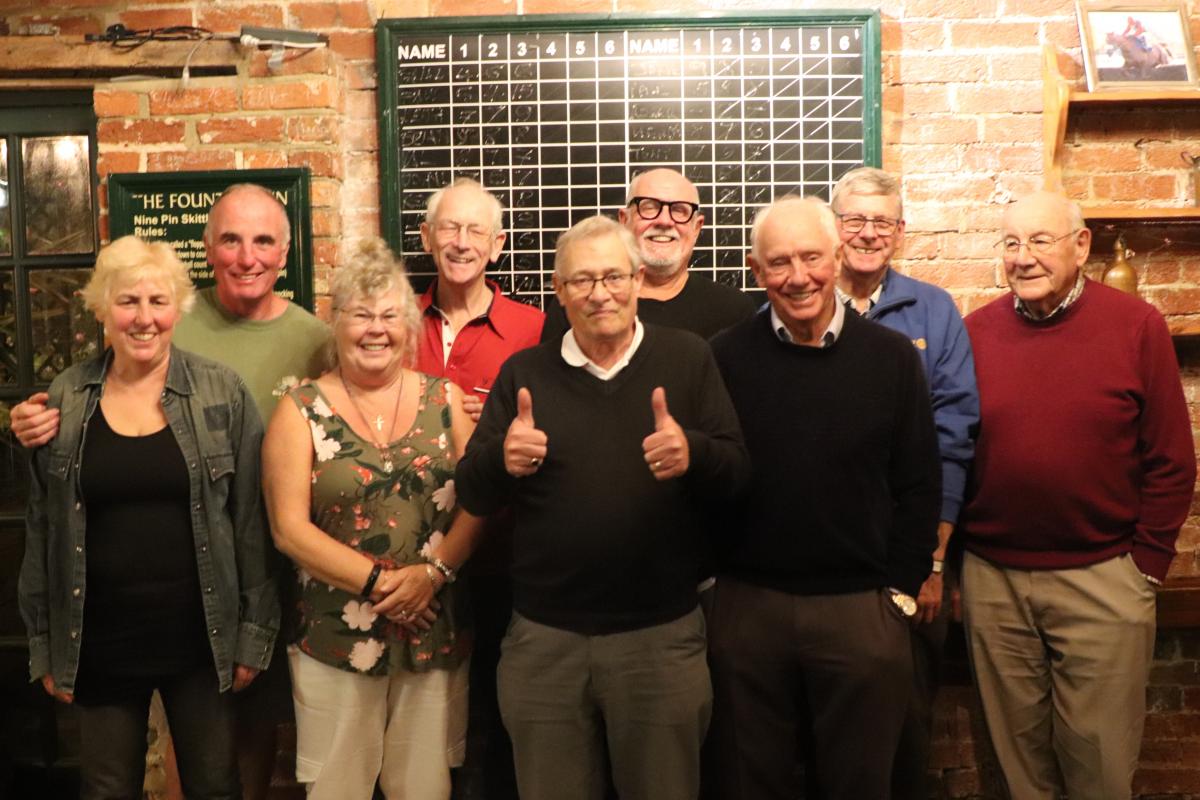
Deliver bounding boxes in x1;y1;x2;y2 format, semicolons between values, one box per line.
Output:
428;556;457;584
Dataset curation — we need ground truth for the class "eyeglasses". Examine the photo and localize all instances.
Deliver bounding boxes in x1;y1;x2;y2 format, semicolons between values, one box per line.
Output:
560;272;635;297
995;230;1080;256
435;220;493;243
338;308;406;328
628;196;701;224
837;214;900;235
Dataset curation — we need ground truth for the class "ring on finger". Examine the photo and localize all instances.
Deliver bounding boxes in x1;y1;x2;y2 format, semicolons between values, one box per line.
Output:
530;457;541;467
653;460;662;470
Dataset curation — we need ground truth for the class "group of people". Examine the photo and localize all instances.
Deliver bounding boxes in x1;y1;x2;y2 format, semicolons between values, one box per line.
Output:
13;165;1195;800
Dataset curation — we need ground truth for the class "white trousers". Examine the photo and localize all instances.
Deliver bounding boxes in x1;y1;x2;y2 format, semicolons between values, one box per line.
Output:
288;647;469;800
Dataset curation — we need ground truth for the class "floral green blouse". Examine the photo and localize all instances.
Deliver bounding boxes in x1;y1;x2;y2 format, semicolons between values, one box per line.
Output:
287;376;469;676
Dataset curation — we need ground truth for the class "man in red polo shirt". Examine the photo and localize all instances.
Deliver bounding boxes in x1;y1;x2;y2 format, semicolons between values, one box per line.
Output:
416;178;543;800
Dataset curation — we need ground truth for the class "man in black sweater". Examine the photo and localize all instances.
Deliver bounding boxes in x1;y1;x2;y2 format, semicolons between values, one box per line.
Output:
456;215;749;800
705;196;941;800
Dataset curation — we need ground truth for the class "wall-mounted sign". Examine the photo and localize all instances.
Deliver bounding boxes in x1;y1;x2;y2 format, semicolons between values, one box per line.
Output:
107;167;314;311
377;12;881;305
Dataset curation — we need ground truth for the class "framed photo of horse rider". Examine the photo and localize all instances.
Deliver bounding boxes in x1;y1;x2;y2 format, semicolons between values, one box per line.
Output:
1077;0;1198;89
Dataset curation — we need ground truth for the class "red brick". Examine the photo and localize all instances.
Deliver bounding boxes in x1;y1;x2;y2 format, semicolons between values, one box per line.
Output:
982;115;1042;144
1150;288;1200;316
197;117;285;144
242;79;337;111
98;151;141;177
886;144;964;174
287;116;339;144
289;1;373;28
288;149;342;179
906;261;1000;290
311;208;342;237
1144;140;1200;170
903;0;999;18
949;21;1039;49
344;119;376;150
896;54;989;84
1134;766;1200;794
896;233;939;260
1061;143;1142;173
1092;174;1179;202
962;144;1042;173
343;180;378;209
344;89;375;120
935;231;1000;260
98;118;185;145
146;150;236;172
893;117;978;146
1003;0;1076;15
310;179;339;207
882;20;945;52
118;8;193;30
148;87;237;115
954;83;1042;115
247;47;333;78
313;241;339;272
328;29;374;60
906;176;997;205
196;4;283;34
345;62;377;90
242;149;289;169
429;0;514;12
343;210;379;238
526;0;607;10
887;85;952;115
1042;19;1080;49
94;90;141;118
987;52;1043;81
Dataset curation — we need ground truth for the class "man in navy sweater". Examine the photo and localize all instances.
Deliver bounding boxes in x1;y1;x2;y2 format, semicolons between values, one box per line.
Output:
705;196;941;799
831;167;979;800
456;215;749;800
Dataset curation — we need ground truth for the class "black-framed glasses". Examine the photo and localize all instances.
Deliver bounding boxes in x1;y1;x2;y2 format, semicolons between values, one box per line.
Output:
995;230;1080;256
561;272;635;297
837;214;900;235
628;196;701;224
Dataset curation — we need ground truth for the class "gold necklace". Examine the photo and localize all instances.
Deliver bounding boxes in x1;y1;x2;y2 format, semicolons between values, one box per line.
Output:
339;369;405;473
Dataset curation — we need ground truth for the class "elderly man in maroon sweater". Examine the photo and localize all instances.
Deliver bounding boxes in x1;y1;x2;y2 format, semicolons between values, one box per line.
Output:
960;191;1196;800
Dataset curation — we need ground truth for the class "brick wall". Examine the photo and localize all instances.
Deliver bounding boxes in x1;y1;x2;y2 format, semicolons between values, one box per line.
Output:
4;0;1200;796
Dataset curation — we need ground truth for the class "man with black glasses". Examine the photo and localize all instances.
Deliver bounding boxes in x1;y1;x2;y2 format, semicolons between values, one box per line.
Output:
456;214;749;800
830;166;979;800
541;168;755;341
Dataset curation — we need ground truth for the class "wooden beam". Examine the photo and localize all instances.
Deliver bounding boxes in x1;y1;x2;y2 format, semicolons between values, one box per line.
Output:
0;36;239;78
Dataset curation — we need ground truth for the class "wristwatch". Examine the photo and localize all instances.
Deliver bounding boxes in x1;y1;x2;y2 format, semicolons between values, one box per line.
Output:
889;590;918;618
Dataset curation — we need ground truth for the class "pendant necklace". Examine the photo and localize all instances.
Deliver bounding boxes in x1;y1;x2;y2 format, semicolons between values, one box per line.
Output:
340;369;405;473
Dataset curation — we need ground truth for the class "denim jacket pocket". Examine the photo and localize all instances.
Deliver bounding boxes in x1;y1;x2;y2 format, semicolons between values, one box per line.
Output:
46;451;72;482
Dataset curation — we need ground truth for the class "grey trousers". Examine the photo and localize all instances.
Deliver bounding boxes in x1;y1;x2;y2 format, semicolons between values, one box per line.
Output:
962;552;1156;800
497;607;711;800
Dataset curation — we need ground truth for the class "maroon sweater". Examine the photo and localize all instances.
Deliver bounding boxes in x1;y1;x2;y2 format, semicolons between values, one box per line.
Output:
962;280;1195;580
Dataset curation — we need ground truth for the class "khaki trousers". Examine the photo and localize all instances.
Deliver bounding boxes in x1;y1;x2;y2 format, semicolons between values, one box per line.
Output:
962;552;1156;800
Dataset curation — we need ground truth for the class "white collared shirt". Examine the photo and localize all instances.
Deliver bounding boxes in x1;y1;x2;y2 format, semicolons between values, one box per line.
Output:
561;319;645;380
770;300;845;348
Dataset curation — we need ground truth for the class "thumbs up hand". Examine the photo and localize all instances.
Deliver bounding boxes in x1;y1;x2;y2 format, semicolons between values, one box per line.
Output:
642;386;689;481
504;387;549;477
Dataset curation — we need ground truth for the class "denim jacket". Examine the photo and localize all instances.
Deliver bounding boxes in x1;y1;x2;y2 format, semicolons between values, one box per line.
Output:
19;346;279;694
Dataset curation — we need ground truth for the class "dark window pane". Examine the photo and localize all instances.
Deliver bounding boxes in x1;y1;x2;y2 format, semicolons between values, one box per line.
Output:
22;135;95;256
0;269;13;385
0;139;10;256
30;268;99;383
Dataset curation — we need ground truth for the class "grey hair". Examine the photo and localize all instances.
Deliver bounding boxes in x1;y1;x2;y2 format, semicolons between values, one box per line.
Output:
82;235;196;318
202;183;292;247
424;177;504;237
327;238;421;368
750;195;839;258
553;215;642;275
830;166;904;218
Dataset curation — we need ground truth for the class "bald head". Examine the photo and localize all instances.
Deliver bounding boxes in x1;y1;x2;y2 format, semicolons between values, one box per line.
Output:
1000;191;1091;319
619;168;704;282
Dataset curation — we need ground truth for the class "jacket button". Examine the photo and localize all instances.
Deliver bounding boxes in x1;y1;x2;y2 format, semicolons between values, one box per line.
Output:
190;462;196;469
211;628;219;636
74;502;81;511
70;630;78;640
194;503;201;511
201;545;208;553
72;588;81;597
75;546;82;554
205;586;214;593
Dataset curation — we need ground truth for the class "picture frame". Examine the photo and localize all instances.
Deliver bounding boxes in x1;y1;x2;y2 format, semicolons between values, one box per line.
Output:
1076;0;1198;90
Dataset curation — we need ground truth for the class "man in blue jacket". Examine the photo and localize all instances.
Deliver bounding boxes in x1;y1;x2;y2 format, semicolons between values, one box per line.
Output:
831;167;980;800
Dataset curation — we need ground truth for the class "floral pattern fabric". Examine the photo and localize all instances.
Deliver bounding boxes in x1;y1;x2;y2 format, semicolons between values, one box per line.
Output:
287;376;469;676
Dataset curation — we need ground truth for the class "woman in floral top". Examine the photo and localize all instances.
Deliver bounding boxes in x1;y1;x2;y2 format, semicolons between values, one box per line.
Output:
263;238;484;799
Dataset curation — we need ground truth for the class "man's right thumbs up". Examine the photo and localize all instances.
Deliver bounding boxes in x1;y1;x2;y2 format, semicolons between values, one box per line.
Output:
504;387;549;477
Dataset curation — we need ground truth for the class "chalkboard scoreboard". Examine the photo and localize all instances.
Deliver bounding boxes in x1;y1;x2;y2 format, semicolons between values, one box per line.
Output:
108;168;314;311
378;12;881;305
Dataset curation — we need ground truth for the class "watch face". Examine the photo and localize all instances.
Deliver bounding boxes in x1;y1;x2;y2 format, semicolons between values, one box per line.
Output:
892;592;917;618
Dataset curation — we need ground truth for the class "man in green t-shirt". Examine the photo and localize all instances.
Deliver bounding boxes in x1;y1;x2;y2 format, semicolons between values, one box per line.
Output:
11;182;329;800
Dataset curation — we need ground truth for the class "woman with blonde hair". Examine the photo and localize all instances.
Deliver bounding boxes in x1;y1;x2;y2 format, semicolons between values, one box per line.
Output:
20;235;276;799
263;237;484;799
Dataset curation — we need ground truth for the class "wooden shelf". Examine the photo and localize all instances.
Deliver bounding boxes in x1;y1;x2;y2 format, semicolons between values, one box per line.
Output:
1042;44;1200;194
1083;206;1200;221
